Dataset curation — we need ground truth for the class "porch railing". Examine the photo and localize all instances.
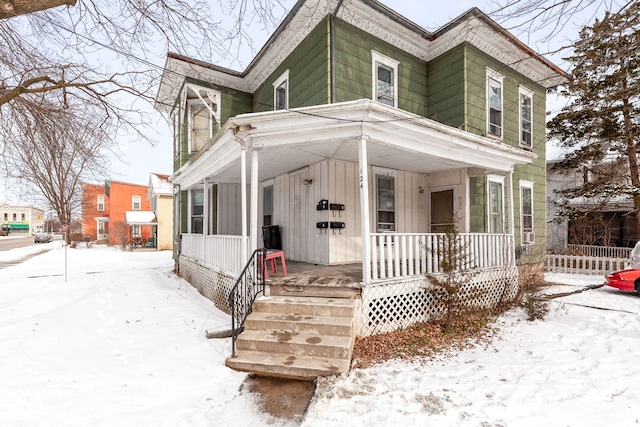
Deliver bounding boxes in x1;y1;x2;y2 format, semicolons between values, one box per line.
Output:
180;233;250;275
369;233;515;281
565;244;632;259
229;248;266;357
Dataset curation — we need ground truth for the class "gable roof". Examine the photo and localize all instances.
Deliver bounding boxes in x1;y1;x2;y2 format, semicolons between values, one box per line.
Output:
156;0;567;113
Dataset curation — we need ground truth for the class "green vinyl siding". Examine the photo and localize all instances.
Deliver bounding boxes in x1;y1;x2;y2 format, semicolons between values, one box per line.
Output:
253;20;330;111
427;45;465;127
333;19;427;116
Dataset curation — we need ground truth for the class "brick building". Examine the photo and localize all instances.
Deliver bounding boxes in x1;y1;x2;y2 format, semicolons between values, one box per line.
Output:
81;180;153;246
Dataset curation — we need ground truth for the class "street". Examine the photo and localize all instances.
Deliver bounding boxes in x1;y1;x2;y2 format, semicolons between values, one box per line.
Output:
0;234;60;252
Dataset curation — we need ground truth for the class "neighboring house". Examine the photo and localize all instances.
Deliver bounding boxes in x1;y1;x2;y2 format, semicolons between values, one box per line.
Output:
147;173;174;250
547;160;637;252
156;0;566;335
0;202;45;235
81;180;154;246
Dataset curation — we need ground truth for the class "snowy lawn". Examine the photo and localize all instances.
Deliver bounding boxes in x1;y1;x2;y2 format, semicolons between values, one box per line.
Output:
1;245;639;426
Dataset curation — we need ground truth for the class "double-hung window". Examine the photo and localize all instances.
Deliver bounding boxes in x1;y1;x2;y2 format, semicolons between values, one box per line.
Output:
97;196;105;211
190;189;204;234
374;168;397;232
521;181;534;244
371;51;399;107
488;175;505;233
132;195;141;211
273;70;289;110
519;86;534;149
487;69;503;138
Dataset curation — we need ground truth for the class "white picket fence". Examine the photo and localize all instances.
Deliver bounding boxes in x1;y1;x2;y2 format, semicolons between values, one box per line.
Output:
545;254;629;275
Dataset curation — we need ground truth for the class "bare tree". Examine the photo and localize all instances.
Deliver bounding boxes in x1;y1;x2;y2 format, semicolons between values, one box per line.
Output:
0;0;76;19
1;96;112;232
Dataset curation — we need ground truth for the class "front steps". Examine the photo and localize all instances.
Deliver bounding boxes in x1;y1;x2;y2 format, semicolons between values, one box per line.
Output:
225;296;357;380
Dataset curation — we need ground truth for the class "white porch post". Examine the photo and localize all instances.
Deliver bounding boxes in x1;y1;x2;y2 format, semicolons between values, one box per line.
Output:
250;149;259;254
506;169;515;235
358;135;371;284
240;146;248;265
202;178;208;262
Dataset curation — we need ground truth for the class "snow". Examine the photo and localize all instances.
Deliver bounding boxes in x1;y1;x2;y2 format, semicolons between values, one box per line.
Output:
1;245;639;426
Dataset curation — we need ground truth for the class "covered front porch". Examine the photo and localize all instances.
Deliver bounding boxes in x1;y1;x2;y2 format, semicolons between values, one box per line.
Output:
173;99;527;334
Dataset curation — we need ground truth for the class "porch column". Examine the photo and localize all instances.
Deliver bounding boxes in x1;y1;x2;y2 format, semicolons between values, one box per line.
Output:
358;134;371;284
202;178;208;262
250;149;259;253
506;169;515;235
240;145;248;265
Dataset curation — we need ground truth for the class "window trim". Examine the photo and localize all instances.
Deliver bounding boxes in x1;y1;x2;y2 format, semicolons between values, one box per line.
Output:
132;224;141;237
371;51;400;108
97;195;105;212
273;70;290;110
519;86;534;149
189;189;204;234
373;166;398;232
520;180;534;244
132;195;141;211
487;175;505;233
486;68;504;139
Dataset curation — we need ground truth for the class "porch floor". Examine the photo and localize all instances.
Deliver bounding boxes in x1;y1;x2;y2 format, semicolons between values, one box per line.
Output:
264;260;363;299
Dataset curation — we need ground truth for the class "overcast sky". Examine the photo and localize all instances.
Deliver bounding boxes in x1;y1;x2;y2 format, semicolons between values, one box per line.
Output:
2;0;619;206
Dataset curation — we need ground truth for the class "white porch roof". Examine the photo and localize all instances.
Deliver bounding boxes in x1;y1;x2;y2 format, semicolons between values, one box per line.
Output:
125;211;157;226
171;99;536;189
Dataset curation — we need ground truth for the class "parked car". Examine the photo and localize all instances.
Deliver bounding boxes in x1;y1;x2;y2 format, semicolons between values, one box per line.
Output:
605;241;640;293
34;232;52;243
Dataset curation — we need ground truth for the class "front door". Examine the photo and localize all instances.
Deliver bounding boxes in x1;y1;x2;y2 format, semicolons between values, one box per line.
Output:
430;189;454;233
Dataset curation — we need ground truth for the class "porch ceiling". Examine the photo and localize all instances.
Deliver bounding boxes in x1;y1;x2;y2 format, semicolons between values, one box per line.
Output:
172;99;537;188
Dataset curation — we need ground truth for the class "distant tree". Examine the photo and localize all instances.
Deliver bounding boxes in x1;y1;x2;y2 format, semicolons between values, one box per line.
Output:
0;98;111;238
547;3;640;239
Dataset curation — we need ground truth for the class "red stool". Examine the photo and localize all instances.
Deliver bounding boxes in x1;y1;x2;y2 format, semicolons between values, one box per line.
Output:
259;250;287;279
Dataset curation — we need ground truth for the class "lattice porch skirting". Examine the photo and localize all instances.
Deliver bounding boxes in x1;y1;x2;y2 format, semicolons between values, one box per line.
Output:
178;255;236;315
360;266;519;336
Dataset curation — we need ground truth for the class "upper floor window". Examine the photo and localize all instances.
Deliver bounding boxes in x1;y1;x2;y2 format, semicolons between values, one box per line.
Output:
371;51;399;107
520;180;534;244
487;68;503;138
21;213;25;221
273;70;289;110
97;195;105;211
3;213;7;220
132;195;141;211
519;86;534;149
488;175;505;233
172;84;221;157
12;213;17;221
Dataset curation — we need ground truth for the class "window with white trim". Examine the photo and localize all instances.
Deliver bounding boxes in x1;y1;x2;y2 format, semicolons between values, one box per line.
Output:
190;189;204;234
488;175;505;233
374;168;397;232
182;84;221;155
487;69;503;138
97;195;105;211
520;181;534;243
132;195;141;211
132;224;141;237
273;70;289;110
371;51;399;107
519;86;534;149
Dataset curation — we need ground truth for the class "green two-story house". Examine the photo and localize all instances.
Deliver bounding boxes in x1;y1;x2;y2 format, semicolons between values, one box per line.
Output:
156;0;566;336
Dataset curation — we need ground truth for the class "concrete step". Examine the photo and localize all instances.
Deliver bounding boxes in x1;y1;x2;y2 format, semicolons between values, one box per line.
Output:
226;350;350;380
253;296;356;317
245;311;353;337
236;329;352;359
269;283;360;299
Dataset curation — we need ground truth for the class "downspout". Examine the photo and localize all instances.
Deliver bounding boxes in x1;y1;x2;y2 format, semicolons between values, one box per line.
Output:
330;0;344;103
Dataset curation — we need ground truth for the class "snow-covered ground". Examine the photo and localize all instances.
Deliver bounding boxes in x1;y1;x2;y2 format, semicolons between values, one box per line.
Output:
1;244;638;426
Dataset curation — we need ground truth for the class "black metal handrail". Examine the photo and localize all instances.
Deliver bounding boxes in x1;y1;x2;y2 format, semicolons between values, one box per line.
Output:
228;248;267;356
